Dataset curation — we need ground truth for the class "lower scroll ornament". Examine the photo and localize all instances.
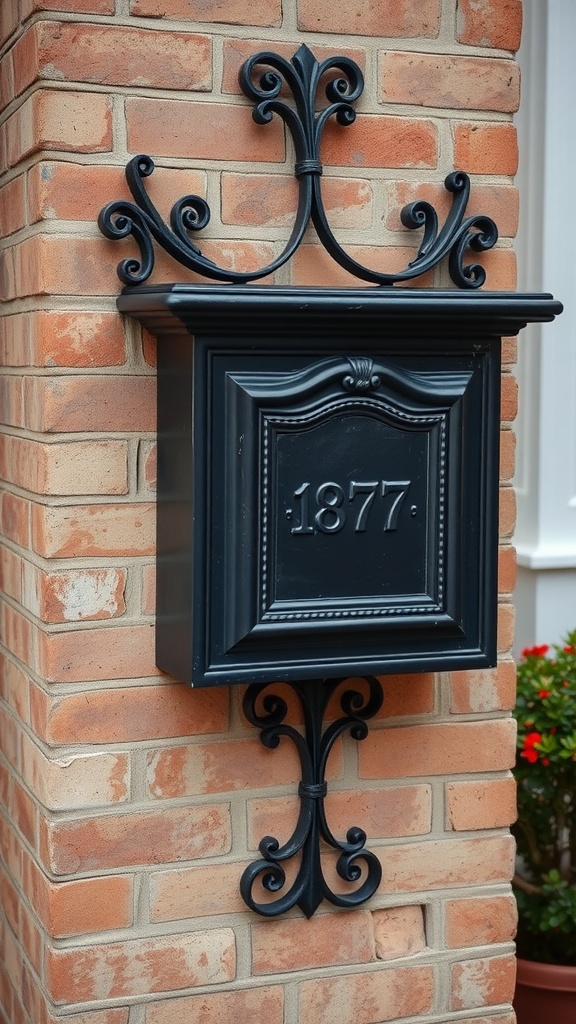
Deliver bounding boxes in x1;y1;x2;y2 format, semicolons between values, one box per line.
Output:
240;675;384;918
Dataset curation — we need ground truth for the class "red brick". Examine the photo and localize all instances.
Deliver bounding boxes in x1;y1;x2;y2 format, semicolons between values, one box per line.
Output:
17;22;211;93
22;565;127;623
359;719;515;778
6;90;112;167
380;835;515;892
247;783;430;849
12;780;36;847
130;0;281;25
499;486;516;537
1;602;34;671
146;736;300;798
457;0;522;51
498;545;517;594
150;862;245;921
24;857;133;936
0;435;128;495
141;563;155;615
293;243;434;287
497;602;515;653
0;314;32;367
375;673;435;718
221;37;366;94
444;894;517;949
385;180;519;238
145;988;284;1024
0;376;23;428
322;114;437;170
41;804;231;874
221;172;372;229
46;929;235;1003
37;624;159;682
380;52;519;112
126;98;284;162
141;441;157;492
502;336;516;366
373;905;426;959
1;491;30;548
45;1013;128;1024
252;909;374;974
28;161;206;228
0;653;30;724
23;376;156;432
450;954;516;1011
31;502;155;558
299;965;434;1024
500;430;516;482
454;122;518;176
31;684;228;745
298;0;440;37
0;176;25;237
0;704;19;766
450;660;516;714
501;373;518;421
31;311;126;367
447;776;517;830
0;544;22;602
29;0;114;12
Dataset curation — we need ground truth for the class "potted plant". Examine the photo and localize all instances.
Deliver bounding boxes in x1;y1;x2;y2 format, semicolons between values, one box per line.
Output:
512;630;576;1022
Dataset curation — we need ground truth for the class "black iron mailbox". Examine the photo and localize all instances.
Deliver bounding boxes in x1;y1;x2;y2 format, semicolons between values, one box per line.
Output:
99;44;561;918
119;284;557;688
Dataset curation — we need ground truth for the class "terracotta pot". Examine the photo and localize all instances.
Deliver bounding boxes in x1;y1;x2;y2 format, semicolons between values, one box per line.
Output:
514;957;576;1024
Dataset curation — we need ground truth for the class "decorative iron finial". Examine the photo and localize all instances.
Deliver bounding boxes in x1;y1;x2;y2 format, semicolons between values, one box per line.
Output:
98;44;498;288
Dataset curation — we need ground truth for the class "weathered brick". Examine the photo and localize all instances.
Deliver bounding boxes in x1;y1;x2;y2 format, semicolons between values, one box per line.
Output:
251;909;374;974
380;52;519;112
46;929;236;1003
385;180;519;238
31;503;155;558
24;856;133;936
498;545;517;594
126;98;284;162
22;565;127;623
37;624;159;682
0;435;128;496
457;0;522;51
444;894;517;949
1;490;32;549
0;176;25;237
30;684;228;745
16;22;211;94
450;954;516;1011
497;602;515;653
41;804;231;874
322;115;438;169
359;719;515;778
221;37;366;94
373;905;427;960
446;776;517;830
30;310;127;367
6;90;112;167
298;0;440;37
150;862;245;921
499;486;516;537
23;376;156;432
145;988;284;1024
454;122;518;176
380;835;515;892
20;732;129;809
299;965;434;1024
221;172;372;229
450;660;516;714
500;430;516;482
130;0;281;25
501;373;518;421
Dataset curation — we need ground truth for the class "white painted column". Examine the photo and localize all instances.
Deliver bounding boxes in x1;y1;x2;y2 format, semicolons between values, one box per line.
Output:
514;0;576;651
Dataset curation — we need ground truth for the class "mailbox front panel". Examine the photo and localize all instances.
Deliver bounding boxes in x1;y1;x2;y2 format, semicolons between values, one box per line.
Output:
156;320;500;686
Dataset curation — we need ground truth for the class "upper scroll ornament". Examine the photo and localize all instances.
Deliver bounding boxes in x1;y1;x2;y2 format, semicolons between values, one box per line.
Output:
98;43;498;289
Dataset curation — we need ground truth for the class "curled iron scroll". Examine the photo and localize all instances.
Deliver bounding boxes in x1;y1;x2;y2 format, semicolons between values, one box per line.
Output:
98;44;498;288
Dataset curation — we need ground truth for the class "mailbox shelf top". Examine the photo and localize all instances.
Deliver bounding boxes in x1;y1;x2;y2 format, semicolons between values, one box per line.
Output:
118;285;562;334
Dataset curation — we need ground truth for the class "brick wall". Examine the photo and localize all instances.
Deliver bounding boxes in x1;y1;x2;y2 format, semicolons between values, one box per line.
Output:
0;1;522;1022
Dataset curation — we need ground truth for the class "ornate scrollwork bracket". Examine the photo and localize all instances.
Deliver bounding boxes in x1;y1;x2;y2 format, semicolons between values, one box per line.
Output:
98;44;498;289
240;676;384;918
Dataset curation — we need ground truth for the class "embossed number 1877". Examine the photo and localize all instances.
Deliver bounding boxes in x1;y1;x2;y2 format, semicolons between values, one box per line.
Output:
289;481;412;535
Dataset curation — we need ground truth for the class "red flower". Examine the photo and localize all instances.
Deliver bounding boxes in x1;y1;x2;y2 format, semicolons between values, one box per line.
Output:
538;689;551;699
521;644;550;658
542;757;551;766
564;645;575;654
521;731;543;763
